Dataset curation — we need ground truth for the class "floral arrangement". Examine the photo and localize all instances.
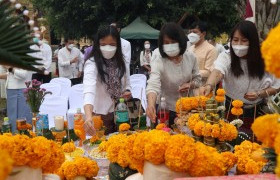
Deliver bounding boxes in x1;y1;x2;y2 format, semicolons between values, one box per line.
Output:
0;133;65;173
0;150;13;180
62;142;76;153
90;135;100;143
215;89;226;103
261;22;280;78
24;79;51;113
57;157;99;180
119;123;131;132
251;113;280;176
103;130;236;176
234;140;267;174
231;100;244;116
188;113;237;141
175;96;209;113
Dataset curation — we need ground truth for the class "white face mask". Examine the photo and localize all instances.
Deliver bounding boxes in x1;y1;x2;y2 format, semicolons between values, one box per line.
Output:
38;40;43;45
163;43;180;57
100;45;117;59
232;45;249;57
68;44;74;50
144;44;150;49
188;33;200;44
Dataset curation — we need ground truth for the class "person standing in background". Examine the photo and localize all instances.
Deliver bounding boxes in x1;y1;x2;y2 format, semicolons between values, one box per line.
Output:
0;66;32;132
188;21;218;84
139;41;152;77
208;39;226;55
58;39;83;85
30;33;52;83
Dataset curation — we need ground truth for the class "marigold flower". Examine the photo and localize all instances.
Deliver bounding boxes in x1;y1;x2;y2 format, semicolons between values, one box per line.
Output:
62;142;76;153
251;114;280;147
156;123;167;130
187;113;201;130
0;150;13;180
194;121;204;136
232;100;244;108
231;107;243;116
90;135;100;143
119;123;131;132
216;89;226;96
215;95;225;103
261;22;280;78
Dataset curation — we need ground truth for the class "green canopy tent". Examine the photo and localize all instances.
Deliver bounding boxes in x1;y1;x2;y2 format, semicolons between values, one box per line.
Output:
120;17;160;39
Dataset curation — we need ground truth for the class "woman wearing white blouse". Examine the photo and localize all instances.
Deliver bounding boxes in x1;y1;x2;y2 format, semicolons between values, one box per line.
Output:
146;22;202;126
0;66;32;132
83;25;131;135
200;21;280;137
140;41;152;75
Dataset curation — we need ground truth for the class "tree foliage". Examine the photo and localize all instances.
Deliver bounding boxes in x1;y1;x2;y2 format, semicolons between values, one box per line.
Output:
32;0;240;39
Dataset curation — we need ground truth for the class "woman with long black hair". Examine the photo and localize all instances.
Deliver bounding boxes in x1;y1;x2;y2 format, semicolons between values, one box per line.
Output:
83;25;131;135
200;20;280;137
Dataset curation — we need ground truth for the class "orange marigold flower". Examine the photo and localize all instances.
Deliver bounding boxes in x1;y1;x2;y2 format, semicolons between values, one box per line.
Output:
90;135;100;143
119;123;131;132
156;123;167;130
216;89;226;96
231;107;243;116
187;113;201;130
194;121;204;136
215;95;225;103
62;142;76;153
232;100;244;108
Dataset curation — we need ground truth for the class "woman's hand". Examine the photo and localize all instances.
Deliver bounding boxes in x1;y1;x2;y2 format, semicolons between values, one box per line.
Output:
178;83;192;93
244;92;259;101
199;85;212;96
83;118;96;136
146;104;156;123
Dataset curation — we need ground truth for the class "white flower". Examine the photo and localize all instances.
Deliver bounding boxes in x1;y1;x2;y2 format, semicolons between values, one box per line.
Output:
217;106;226;111
230;119;243;128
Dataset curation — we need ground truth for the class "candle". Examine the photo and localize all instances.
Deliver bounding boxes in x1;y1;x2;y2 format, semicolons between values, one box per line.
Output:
54;116;64;131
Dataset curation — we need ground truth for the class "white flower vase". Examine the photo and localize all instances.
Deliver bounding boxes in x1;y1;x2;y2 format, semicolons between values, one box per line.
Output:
143;161;188;180
7;166;42;180
73;176;86;180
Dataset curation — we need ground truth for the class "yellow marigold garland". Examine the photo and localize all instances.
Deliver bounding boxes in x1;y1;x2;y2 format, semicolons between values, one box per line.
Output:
165;134;195;172
119;123;131;131
251;114;280;148
234;141;266;174
215;96;225;103
261;22;280;78
62;142;76;153
221;152;237;171
0;134;65;174
0;150;13;180
57;157;99;180
187;113;201;130
275;133;280;155
176;96;209;113
194;121;204;136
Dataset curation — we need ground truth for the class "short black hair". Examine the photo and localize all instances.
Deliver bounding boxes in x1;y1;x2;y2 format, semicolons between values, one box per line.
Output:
230;20;265;79
158;22;187;58
190;21;208;33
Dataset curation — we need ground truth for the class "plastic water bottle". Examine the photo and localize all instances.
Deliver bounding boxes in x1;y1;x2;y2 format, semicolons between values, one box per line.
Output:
74;108;85;146
115;98;129;128
157;97;170;125
2;117;11;133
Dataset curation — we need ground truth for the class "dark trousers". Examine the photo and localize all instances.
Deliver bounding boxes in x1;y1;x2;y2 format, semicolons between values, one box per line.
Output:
32;73;52;84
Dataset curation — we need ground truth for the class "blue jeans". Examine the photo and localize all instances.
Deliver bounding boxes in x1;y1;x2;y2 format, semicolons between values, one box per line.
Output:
6;89;32;132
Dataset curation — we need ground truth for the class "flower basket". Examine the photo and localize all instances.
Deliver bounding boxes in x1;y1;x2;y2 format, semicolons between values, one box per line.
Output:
7;166;42;180
143;161;187;180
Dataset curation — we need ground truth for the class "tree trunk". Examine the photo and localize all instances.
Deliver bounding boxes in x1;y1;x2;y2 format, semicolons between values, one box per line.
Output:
255;0;280;41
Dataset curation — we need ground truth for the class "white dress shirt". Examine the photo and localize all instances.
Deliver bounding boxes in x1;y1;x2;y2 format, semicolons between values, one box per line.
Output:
83;58;131;115
214;52;280;104
121;38;131;64
30;43;52;72
58;47;83;79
